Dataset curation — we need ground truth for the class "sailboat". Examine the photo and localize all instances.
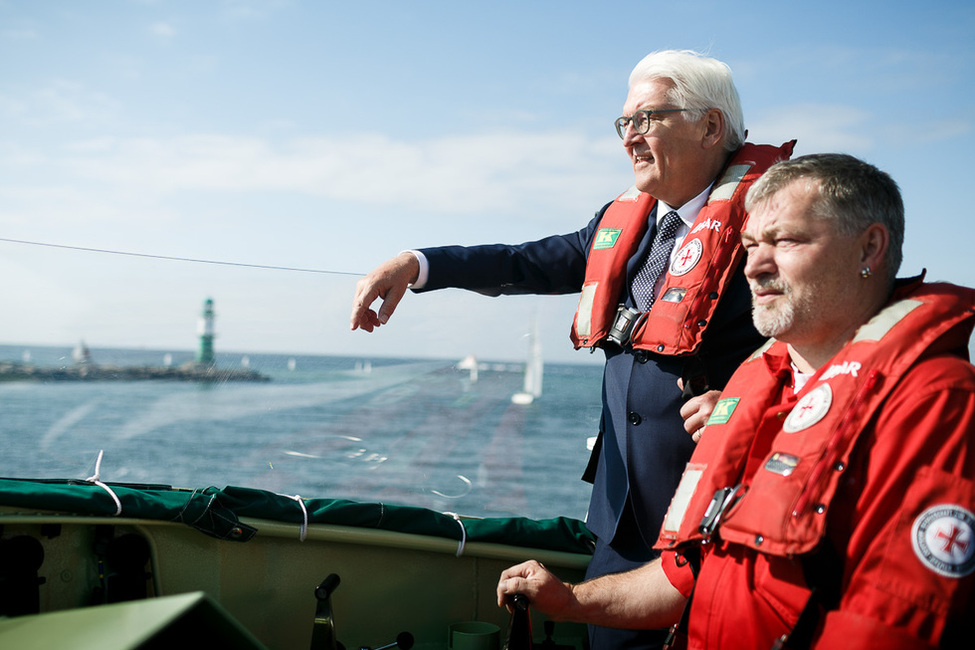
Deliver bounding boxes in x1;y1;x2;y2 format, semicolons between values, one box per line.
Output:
72;340;91;364
456;353;479;382
511;319;543;405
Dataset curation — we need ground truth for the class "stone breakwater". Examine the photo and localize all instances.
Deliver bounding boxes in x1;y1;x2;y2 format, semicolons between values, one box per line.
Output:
0;361;269;382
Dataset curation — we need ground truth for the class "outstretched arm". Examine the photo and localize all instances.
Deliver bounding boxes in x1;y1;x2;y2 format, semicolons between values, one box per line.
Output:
496;559;686;630
349;210;602;330
350;252;420;332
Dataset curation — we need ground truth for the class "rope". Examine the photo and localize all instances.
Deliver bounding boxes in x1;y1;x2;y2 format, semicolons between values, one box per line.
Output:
443;512;468;557
176;487;217;526
0;237;363;277
284;494;309;541
85;450;123;516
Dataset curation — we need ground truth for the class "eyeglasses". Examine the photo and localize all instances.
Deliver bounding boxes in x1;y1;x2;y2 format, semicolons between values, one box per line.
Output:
614;108;691;139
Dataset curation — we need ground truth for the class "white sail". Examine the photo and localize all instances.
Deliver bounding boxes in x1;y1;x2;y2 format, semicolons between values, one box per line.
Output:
457;353;479;382
72;340;91;364
512;319;543;404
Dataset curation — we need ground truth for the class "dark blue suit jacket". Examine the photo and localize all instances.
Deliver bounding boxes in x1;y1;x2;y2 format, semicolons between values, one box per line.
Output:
417;200;763;548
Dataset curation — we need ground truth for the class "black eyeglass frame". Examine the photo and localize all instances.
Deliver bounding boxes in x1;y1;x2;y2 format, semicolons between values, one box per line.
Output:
614;108;692;139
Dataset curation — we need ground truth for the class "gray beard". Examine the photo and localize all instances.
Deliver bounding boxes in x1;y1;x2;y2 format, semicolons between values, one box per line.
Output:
752;300;795;339
749;277;807;339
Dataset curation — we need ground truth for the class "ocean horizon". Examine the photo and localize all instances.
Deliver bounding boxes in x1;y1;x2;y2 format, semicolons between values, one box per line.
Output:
0;343;603;522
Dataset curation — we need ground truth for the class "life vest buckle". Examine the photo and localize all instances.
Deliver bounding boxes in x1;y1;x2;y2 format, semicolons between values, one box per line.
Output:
698;484;745;541
606;305;643;347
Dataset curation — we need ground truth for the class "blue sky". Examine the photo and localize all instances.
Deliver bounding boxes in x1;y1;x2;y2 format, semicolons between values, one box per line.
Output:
1;0;972;363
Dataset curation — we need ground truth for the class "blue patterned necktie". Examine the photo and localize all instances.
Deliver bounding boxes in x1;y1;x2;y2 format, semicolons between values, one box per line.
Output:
632;210;682;311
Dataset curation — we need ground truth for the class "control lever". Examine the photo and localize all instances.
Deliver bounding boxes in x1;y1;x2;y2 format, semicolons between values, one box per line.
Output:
503;594;533;650
311;574;413;650
311;574;344;650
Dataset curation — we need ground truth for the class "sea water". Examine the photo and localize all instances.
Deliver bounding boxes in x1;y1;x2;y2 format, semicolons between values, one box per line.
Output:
0;344;602;521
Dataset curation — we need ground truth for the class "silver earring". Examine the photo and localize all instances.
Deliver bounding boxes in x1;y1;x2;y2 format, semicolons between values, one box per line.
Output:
860;267;872;279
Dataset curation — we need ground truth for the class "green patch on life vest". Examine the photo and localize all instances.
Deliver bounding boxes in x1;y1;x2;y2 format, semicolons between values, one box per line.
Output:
707;397;740;425
593;228;623;250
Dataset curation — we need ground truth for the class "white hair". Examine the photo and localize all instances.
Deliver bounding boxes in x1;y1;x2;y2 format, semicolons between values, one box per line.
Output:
629;50;746;151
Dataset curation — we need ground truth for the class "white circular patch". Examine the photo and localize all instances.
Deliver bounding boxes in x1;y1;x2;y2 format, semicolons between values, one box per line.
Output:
783;383;832;433
670;239;703;277
911;504;975;578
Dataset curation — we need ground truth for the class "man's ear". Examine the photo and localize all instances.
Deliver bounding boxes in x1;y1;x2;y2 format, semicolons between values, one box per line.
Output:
860;223;889;270
702;109;725;149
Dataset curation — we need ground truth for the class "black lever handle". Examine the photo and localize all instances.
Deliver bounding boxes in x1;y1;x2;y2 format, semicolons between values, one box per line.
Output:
503;594;533;650
311;574;342;650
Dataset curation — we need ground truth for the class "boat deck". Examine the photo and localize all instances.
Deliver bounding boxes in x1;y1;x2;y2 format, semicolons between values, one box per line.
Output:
0;482;592;649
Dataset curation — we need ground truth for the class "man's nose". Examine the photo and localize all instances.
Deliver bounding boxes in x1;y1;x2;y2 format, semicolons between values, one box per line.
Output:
744;244;774;279
621;123;644;148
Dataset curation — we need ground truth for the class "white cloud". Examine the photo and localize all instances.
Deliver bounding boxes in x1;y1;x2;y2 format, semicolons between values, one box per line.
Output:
0;80;120;126
150;22;176;39
47;130;625;218
880;118;972;146
748;103;874;154
220;0;293;21
747;102;973;154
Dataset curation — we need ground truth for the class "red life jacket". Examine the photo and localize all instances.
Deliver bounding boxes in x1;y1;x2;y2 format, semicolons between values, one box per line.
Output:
655;280;975;558
570;141;795;355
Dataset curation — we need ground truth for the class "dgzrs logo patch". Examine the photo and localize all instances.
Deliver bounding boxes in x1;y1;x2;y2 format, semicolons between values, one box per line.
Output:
670;238;703;276
911;504;975;578
783;384;832;433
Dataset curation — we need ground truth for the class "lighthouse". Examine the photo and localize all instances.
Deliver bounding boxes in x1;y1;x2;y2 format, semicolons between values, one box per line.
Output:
196;298;216;366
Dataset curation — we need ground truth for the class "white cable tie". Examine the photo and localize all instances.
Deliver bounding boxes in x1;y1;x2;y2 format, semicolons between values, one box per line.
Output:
444;512;467;557
284;494;309;541
85;450;122;516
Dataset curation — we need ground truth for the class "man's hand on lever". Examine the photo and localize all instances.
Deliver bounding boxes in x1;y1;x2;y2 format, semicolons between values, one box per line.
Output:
496;559;686;629
496;561;575;619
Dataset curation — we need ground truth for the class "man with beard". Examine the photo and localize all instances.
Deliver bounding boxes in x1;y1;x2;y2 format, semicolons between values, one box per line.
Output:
496;154;975;648
351;50;792;648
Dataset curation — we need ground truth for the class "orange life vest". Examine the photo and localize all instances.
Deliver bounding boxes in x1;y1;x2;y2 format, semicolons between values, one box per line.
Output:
570;141;794;355
655;280;975;557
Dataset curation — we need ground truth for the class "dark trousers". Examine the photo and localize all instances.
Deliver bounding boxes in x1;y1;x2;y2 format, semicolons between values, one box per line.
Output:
584;505;669;650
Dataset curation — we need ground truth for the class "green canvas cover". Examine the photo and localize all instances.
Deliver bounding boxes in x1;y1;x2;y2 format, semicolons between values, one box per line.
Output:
0;478;595;555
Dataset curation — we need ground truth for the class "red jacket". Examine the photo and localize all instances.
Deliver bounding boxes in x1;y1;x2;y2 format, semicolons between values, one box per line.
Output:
656;281;975;648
